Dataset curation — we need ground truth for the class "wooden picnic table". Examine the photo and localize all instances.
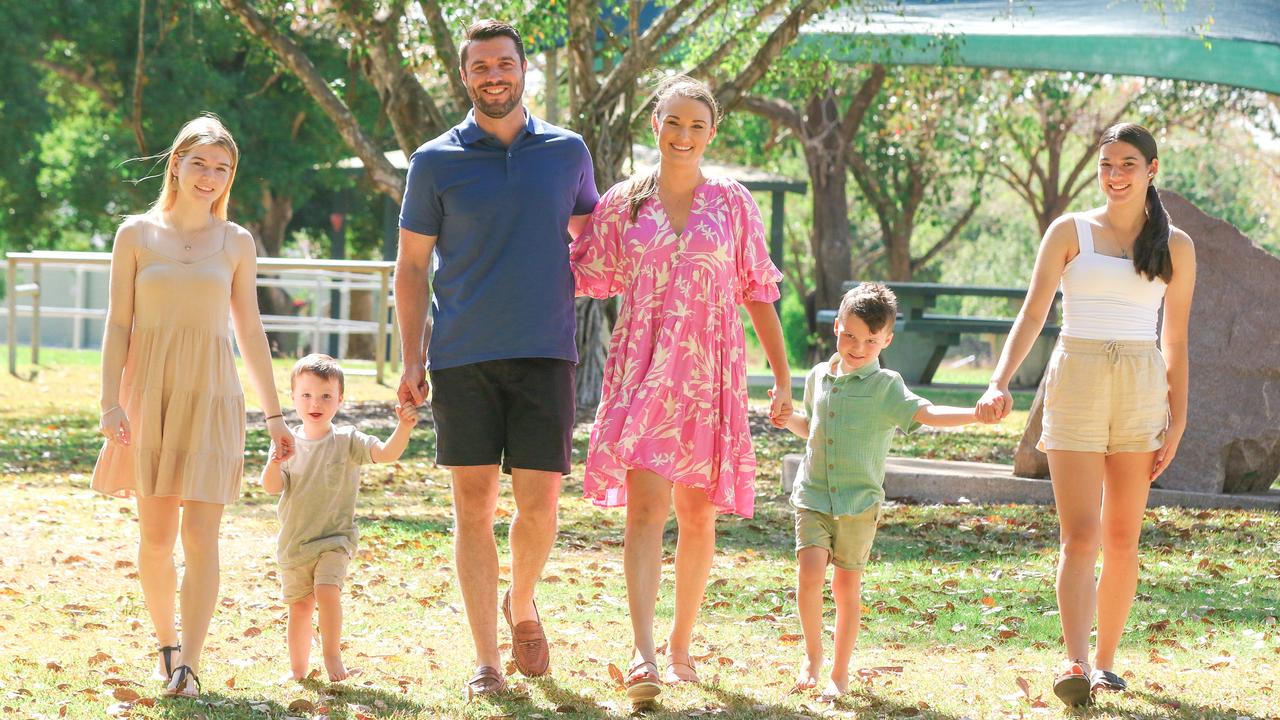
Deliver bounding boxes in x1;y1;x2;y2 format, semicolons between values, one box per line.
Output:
817;281;1062;386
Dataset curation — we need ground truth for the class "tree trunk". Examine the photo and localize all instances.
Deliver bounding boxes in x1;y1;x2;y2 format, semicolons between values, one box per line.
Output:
802;91;853;312
808;161;852;309
886;228;913;281
247;186;298;356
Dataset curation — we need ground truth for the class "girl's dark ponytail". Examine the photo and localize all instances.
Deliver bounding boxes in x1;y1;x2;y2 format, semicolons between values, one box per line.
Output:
1133;183;1172;283
1099;122;1173;283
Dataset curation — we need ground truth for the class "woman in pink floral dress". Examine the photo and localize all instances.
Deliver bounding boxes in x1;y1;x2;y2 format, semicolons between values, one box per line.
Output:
570;76;792;707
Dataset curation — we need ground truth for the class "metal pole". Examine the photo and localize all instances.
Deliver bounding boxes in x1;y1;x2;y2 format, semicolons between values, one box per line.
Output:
375;269;389;384
30;264;40;366
770;190;786;316
6;257;16;375
312;274;323;354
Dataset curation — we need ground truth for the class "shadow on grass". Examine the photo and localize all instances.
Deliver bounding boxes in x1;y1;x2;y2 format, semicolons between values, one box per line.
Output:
301;677;429;718
1118;689;1265;720
703;681;971;720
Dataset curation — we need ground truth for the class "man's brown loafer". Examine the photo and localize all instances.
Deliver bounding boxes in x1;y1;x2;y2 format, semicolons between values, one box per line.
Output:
502;589;549;677
464;665;507;700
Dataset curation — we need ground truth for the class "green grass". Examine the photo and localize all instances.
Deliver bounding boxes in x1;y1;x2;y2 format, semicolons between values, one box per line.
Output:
2;350;1279;719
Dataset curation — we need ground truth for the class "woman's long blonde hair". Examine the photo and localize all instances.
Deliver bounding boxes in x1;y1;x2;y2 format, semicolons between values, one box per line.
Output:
622;75;721;223
149;114;240;220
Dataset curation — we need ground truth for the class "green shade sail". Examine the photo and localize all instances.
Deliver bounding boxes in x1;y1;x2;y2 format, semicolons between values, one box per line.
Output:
802;0;1280;93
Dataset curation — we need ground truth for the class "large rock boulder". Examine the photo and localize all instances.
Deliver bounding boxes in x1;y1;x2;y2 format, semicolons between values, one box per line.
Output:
1015;190;1280;494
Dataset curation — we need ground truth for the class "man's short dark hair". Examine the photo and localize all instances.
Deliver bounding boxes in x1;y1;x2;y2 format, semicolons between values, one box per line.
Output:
837;282;898;334
460;19;526;67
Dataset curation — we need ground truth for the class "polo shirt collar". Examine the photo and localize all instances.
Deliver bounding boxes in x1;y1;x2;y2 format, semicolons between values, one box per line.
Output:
456;108;541;145
823;354;880;380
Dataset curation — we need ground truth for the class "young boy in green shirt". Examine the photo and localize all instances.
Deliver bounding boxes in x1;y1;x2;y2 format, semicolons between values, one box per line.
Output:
261;354;417;682
784;283;989;698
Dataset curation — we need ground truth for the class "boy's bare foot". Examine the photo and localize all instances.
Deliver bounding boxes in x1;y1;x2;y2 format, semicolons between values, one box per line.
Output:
279;670;306;683
324;654;351;682
791;657;822;693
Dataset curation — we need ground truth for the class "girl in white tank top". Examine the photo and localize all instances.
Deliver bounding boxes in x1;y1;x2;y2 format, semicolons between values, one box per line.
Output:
976;123;1197;707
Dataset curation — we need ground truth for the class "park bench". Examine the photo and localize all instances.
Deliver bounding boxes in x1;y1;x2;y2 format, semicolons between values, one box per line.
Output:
816;281;1062;386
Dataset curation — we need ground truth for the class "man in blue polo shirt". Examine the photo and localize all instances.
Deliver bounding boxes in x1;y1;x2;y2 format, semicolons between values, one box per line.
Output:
394;19;598;699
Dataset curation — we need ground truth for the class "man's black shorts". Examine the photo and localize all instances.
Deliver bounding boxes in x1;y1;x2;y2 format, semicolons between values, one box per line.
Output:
429;358;576;474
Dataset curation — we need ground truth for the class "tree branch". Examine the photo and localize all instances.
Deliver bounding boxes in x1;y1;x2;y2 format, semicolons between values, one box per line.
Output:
219;0;405;200
418;0;470;109
911;191;981;272
131;0;148;154
838;64;886;147
590;0;702;109
740;93;803;134
715;0;833;112
34;59;118;111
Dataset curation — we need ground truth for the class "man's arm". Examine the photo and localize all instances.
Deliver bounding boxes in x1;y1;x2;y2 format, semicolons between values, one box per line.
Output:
395;227;437;407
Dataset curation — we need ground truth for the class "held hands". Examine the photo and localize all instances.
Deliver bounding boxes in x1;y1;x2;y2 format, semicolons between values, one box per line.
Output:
100;406;132;446
975;384;1013;424
266;416;295;463
394;401;419;428
767;385;793;428
398;363;430;408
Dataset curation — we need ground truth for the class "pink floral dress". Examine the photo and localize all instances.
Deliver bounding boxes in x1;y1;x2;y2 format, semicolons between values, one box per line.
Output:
570;177;782;517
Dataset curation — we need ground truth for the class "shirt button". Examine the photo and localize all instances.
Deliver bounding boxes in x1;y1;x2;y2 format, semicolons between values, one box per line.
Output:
828;464;834;470
832;387;839;393
828;412;835;418
827;439;833;445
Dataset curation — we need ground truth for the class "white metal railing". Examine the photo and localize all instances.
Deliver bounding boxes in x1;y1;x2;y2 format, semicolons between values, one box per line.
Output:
5;251;399;383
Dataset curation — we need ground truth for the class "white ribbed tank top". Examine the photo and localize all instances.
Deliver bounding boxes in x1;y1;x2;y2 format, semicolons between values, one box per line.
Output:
1060;215;1167;341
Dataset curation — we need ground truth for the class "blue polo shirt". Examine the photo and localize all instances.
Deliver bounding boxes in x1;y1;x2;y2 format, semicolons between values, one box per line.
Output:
399;110;599;370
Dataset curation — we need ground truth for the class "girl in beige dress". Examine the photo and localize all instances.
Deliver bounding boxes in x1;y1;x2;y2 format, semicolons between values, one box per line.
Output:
92;115;295;697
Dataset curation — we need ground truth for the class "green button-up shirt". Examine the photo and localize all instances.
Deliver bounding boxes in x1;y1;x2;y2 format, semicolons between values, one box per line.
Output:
790;356;931;517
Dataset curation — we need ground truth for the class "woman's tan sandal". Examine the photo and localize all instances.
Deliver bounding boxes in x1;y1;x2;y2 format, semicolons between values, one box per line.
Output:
625;660;662;710
1052;660;1093;707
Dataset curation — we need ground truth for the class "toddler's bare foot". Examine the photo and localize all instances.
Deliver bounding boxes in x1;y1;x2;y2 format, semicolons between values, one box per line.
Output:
792;657;822;693
279;670;306;683
820;672;850;701
324;654;350;682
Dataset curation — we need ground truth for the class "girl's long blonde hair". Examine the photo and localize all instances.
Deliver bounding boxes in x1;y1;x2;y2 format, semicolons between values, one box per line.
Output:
622;75;721;223
149;114;240;220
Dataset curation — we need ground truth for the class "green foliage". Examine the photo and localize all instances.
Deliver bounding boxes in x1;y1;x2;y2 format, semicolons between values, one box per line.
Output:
0;0;379;255
780;289;811;368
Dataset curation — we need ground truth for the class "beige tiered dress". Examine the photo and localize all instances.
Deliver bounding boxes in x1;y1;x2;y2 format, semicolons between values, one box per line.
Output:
91;225;246;505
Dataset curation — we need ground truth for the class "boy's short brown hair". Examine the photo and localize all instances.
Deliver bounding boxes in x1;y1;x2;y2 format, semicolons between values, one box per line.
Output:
290;353;345;395
837;282;898;334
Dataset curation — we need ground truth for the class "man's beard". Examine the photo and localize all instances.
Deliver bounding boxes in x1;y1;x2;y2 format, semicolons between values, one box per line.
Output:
470;78;524;120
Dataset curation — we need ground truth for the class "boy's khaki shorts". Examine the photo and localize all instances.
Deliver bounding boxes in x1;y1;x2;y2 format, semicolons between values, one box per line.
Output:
794;503;881;571
1037;337;1169;455
281;549;350;604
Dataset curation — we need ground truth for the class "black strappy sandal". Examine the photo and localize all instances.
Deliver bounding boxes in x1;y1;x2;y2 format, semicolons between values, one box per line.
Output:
157;644;181;682
164;664;200;697
1091;669;1128;692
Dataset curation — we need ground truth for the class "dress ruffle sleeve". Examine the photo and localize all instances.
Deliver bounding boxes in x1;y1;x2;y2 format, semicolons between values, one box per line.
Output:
726;181;782;304
570;184;629;299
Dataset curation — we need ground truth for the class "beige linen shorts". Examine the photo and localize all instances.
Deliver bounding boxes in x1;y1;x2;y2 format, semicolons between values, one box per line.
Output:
281;549;350;604
1038;336;1169;455
794;503;881;571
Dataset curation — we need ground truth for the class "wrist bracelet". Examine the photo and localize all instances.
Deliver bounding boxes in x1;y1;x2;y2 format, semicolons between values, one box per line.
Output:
265;413;283;421
102;405;122;415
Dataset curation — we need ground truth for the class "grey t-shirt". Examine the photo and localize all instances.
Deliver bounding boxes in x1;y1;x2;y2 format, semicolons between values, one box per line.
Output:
276;425;378;568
